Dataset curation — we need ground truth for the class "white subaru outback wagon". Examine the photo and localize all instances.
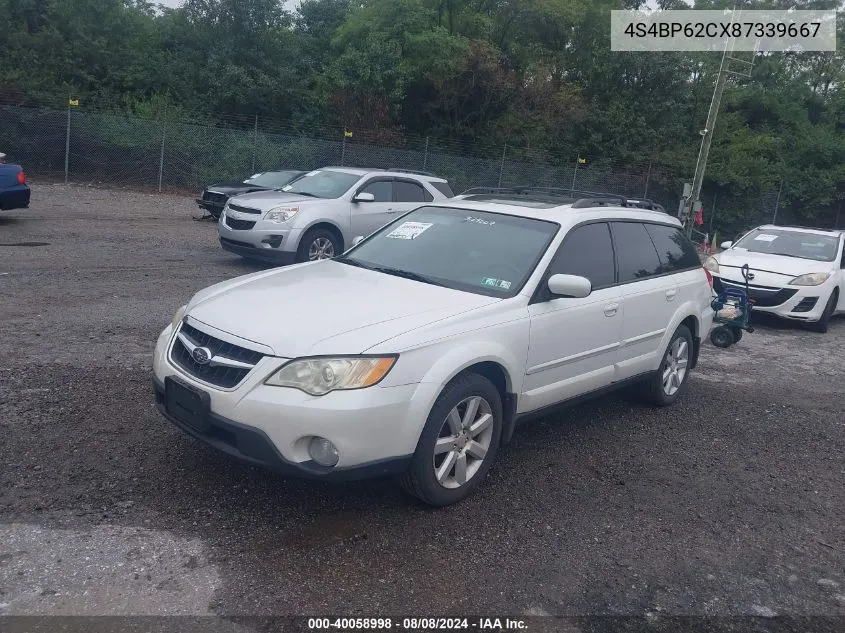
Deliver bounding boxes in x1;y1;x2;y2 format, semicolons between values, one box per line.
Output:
153;188;714;506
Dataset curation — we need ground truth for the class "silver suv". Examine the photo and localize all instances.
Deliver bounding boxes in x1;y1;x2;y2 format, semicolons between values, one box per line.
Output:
218;167;454;264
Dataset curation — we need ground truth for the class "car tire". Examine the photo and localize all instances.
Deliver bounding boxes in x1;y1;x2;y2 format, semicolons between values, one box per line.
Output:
296;228;340;263
809;290;837;334
399;373;502;507
709;325;734;349
644;324;694;407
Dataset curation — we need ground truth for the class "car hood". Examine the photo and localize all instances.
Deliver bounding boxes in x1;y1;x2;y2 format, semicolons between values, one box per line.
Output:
227;189;330;211
206;181;268;195
715;249;835;278
185;261;500;357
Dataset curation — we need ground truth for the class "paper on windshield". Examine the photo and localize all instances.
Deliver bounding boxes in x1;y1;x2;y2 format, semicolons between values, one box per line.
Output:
386;221;433;240
754;234;779;242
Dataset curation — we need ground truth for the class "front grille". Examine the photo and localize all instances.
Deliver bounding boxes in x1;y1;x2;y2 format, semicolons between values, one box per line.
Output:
170;322;264;389
792;297;819;313
228;203;262;215
202;191;227;205
225;216;256;230
714;278;798;307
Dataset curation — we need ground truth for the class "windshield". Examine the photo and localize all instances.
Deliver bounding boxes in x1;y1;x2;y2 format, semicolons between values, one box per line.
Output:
244;170;303;188
337;206;559;297
280;170;360;199
733;228;840;261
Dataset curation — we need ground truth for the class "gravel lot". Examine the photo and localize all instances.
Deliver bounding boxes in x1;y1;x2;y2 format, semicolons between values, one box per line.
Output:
1;184;844;629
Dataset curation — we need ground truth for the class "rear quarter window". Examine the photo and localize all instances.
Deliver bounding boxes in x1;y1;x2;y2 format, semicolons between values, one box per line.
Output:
431;181;454;198
644;223;701;273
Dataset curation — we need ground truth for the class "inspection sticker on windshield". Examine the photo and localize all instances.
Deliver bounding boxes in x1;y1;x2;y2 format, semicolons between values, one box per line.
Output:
386;221;433;240
754;233;779;242
482;277;512;290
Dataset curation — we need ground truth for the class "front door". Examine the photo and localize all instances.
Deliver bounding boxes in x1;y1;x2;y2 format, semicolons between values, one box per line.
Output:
522;222;622;412
350;178;395;237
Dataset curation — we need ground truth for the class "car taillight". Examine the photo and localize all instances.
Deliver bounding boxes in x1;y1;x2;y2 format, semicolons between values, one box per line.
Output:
17;171;26;185
703;267;713;289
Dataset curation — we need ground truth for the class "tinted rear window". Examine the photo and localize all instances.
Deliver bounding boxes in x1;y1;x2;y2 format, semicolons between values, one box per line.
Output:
611;222;662;282
644;223;701;273
431;181;454;198
394;180;429;202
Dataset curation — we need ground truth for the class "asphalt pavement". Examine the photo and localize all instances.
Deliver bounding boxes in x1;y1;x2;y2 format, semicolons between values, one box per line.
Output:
1;184;843;630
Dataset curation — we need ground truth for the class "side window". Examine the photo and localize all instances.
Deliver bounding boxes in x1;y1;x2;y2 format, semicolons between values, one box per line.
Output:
358;180;392;202
547;222;615;290
611;222;662;283
431;181;454;198
644;223;701;273
394;180;428;203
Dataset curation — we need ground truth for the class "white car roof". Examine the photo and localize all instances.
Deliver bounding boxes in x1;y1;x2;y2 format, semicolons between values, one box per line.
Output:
321;166;448;183
429;195;681;226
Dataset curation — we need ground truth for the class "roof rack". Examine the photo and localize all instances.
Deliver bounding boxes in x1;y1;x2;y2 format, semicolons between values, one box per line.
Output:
459;186;667;212
386;168;438;177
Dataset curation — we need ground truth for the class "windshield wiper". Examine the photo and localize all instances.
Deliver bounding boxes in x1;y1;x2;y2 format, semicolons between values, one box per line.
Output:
334;256;372;269
372;266;446;287
335;258;446;287
767;252;816;260
277;190;320;197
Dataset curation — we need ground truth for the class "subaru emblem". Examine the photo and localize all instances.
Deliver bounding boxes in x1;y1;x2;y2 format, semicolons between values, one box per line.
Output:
192;346;212;365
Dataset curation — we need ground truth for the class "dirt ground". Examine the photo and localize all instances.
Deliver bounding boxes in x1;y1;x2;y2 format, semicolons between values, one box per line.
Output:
1;184;843;631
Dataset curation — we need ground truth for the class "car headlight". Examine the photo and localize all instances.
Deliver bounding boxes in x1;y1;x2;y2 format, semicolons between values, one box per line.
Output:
171;304;187;330
789;272;831;286
264;206;300;223
704;256;720;273
265;356;398;396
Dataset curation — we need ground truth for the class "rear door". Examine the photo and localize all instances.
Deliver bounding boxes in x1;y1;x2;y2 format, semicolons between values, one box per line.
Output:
350;178;395;237
611;221;678;379
523;222;623;412
392;179;434;215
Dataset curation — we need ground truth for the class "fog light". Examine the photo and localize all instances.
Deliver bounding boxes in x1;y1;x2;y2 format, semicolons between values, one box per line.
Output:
308;437;339;467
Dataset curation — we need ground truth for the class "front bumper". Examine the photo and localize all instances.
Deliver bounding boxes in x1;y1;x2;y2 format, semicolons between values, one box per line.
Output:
152;327;428;479
713;276;831;321
196;198;225;217
153;377;411;479
217;213;301;264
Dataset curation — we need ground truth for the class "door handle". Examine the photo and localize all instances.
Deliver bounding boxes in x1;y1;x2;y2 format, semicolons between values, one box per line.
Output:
386;208;397;214
603;303;619;317
665;289;677;301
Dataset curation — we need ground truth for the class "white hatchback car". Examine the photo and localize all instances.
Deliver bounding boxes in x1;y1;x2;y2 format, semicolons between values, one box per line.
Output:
705;225;845;333
153;190;714;506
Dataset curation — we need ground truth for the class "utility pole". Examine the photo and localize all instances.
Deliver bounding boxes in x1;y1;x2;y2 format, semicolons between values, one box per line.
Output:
684;40;731;236
772;181;783;224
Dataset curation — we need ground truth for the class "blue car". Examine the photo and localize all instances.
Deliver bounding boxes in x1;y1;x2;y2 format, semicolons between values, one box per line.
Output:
0;161;31;211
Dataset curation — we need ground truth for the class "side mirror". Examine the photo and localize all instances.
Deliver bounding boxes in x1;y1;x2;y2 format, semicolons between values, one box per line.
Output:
720;241;733;250
547;274;592;298
352;235;364;246
353;192;375;203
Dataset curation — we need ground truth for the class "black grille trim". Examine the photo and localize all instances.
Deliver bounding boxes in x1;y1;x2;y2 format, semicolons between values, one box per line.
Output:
170;322;264;389
203;191;228;205
228;203;262;215
225;216;257;230
792;297;819;313
713;278;798;307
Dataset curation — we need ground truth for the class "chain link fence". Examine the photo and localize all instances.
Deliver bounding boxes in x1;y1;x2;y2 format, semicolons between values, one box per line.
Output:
0;103;676;205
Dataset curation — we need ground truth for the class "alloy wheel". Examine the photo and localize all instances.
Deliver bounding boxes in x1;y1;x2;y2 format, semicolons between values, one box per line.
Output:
662;337;689;396
432;396;494;489
308;237;335;260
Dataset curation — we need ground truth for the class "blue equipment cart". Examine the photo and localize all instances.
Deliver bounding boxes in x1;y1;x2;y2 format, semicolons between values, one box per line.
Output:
710;263;755;348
